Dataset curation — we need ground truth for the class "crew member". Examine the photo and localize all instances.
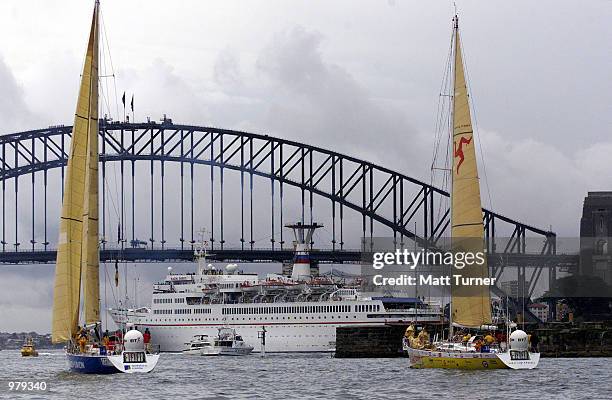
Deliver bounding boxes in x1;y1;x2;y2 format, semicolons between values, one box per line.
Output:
143;328;152;352
530;332;540;352
404;325;416;348
115;329;123;352
107;334;116;354
78;334;87;353
417;327;430;349
73;325;82;342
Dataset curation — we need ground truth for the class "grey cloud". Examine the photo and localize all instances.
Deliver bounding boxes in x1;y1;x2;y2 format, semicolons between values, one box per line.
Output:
214;48;242;88
0;56;40;134
253;27;422;171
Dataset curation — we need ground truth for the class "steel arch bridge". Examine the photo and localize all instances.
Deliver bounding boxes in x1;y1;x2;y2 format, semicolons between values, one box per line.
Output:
1;119;554;244
0;120;562;274
1;120;577;322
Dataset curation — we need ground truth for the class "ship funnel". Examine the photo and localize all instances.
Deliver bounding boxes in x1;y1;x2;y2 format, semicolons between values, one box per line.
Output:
285;222;323;281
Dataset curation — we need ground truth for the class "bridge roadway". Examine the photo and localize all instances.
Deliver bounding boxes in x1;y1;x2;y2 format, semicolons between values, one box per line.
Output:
0;247;578;268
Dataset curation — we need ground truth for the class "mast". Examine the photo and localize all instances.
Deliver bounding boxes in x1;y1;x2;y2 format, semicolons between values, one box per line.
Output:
449;15;492;328
52;1;100;343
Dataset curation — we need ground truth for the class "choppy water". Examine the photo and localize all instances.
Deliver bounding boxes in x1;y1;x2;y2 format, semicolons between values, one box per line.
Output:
0;350;609;399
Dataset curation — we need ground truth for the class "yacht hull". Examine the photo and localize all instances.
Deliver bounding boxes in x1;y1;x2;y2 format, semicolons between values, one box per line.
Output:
67;353;119;374
407;347;540;370
407;348;507;370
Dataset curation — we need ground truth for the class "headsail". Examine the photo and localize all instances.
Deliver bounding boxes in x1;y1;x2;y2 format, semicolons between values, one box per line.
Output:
449;16;492;328
52;2;100;343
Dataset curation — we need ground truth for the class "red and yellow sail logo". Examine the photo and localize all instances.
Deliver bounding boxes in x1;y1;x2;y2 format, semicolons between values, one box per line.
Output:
453;136;472;175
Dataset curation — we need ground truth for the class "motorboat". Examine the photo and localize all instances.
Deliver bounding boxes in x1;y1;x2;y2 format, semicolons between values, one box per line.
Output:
183;335;213;355
20;337;39;357
201;328;254;356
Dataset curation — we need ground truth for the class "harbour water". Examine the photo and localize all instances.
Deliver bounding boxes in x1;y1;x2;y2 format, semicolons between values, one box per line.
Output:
0;350;609;399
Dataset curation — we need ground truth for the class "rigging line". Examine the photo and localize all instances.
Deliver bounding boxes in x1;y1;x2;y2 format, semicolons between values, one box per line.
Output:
98;29;112;119
107;147;122;241
430;30;454;183
436;105;452;225
431;80;452;195
437;51;455;230
99;10;121;122
99;8;124;240
431;28;454;174
100;150;121;221
103;262;108;328
459;35;494;211
431;26;455;225
98;75;112;123
103;260;119;308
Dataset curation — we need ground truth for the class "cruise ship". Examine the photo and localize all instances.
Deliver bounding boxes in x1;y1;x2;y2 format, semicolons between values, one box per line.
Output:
110;225;443;353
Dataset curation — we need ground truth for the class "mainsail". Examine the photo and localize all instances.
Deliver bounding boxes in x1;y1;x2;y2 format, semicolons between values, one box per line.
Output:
449;16;492;328
52;3;100;343
81;6;100;325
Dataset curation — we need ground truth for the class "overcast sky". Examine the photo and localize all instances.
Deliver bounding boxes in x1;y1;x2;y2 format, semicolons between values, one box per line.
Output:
0;0;611;332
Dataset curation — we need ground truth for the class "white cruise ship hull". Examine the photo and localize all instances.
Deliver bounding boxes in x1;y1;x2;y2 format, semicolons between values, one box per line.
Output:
144;321;364;353
111;304;439;353
110;261;443;353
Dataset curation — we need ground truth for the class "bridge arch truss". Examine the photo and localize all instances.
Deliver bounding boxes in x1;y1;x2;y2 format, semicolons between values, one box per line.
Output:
0;122;555;262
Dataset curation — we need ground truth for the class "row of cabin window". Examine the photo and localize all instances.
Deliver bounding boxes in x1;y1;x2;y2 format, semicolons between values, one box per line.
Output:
221;304;375;315
153;298;185;304
153;308;210;315
355;304;380;313
154;301;379;314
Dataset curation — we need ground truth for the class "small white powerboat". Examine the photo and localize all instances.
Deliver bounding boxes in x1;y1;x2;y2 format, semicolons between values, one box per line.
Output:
183;335;213;355
201;328;254;356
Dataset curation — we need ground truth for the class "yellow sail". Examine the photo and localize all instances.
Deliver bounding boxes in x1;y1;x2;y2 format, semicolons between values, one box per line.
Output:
82;4;100;325
52;3;100;343
449;16;492;328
